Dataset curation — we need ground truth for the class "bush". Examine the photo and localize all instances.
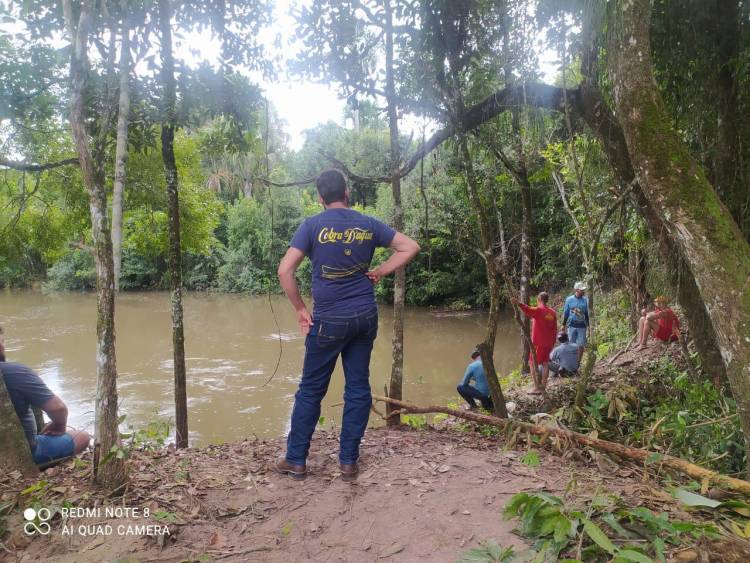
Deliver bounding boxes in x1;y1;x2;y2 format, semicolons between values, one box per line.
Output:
44;249;96;291
119;248;162;290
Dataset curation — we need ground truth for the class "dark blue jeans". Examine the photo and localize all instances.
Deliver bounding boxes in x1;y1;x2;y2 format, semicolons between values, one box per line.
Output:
286;307;378;466
457;384;493;410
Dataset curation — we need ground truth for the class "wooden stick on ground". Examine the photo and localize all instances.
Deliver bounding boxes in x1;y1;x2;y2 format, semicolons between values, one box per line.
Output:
372;394;750;496
606;333;638;366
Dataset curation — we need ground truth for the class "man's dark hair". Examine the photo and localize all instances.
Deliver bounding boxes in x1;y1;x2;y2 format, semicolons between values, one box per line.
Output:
558;332;568;343
538;291;549;304
471;348;481;359
316;169;348;204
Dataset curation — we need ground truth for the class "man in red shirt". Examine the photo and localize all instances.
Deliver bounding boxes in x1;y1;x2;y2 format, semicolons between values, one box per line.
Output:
636;295;680;349
513;292;557;393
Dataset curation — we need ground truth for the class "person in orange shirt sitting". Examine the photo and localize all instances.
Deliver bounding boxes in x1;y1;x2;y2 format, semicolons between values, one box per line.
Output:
512;292;558;394
636;295;680;349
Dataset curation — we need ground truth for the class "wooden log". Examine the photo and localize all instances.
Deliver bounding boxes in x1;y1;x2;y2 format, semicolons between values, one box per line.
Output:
372;394;750;496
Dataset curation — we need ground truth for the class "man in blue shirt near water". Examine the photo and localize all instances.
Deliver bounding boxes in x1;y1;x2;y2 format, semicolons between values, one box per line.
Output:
562;281;590;363
456;348;492;411
275;169;420;481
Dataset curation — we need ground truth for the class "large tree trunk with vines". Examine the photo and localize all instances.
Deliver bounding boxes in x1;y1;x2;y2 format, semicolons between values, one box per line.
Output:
384;0;405;426
607;0;750;472
63;0;126;488
0;370;38;476
111;0;131;292
159;0;188;448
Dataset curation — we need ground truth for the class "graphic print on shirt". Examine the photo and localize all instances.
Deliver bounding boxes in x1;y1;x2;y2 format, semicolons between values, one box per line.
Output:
570;306;584;323
317;227;375;245
321;262;370;279
316;225;376;279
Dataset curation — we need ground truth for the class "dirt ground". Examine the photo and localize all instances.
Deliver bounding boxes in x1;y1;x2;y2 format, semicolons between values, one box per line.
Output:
0;340;740;563
0;424;679;563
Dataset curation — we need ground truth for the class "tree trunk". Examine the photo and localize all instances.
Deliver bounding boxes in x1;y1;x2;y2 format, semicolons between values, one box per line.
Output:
519;175;532;373
158;0;188;449
626;246;648;331
111;1;131;292
62;0;126;489
607;0;750;473
384;0;405;427
0;370;38;476
479;273;509;418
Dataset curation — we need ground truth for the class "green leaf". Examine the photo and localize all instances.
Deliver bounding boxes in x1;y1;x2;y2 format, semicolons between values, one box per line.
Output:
582;518;616;554
722;500;750;518
673;489;721;508
645;452;664;465
522;451;541;467
615;549;655;563
601;513;633;538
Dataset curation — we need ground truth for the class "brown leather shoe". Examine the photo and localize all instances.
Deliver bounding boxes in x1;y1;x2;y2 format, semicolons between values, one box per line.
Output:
339;463;358;482
273;457;307;481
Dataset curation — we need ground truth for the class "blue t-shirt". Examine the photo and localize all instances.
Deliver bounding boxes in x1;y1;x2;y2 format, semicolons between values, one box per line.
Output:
290;208;396;316
550;342;580;372
460;359;489;396
0;361;55;448
563;295;589;328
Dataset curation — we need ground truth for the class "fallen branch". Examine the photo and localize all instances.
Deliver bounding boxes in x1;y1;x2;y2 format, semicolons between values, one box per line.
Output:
606;333;637;366
371;394;750;496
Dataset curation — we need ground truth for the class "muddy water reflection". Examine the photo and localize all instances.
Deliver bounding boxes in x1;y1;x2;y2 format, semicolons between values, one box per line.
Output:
0;291;521;446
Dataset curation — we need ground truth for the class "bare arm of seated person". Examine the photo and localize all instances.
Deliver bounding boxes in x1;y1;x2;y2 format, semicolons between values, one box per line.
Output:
40;396;68;436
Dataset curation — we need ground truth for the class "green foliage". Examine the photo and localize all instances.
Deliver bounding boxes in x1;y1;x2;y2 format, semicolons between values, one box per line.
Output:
521;450;541;467
502;491;717;561
457;541;516;563
575;356;745;474
44;249;96;291
403;414;427;429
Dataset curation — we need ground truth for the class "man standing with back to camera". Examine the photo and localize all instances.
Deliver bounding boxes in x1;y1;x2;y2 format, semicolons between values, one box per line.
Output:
275;169;420;481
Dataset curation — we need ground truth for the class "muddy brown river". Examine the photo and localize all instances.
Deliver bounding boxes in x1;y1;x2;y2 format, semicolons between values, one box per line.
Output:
0;291;522;446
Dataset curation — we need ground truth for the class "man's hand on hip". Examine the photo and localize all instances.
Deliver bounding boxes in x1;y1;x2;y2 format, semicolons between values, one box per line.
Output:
365;267;384;284
297;307;313;336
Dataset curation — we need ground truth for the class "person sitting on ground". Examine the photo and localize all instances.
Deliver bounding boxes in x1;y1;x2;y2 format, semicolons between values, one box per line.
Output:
549;331;580;377
562;281;590;363
0;326;91;466
456;348;493;411
636;295;680;349
513;292;557;394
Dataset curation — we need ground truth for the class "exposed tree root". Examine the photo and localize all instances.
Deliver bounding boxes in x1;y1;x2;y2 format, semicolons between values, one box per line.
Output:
372;394;750;496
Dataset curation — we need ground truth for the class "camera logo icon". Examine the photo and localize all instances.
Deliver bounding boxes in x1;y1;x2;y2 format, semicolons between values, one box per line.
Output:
23;507;52;536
